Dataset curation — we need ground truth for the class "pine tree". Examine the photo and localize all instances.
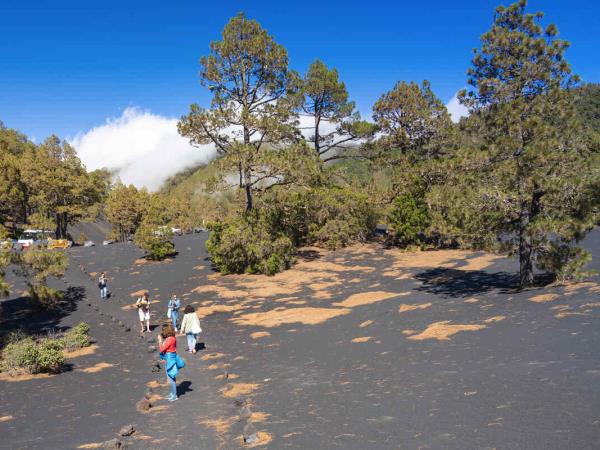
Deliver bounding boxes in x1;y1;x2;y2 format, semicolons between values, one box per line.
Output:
457;0;599;286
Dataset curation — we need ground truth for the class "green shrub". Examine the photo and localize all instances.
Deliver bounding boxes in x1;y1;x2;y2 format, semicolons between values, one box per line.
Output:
1;337;39;373
537;243;596;283
63;323;91;351
134;224;177;261
36;339;65;373
388;193;431;247
206;218;295;275
30;285;64;309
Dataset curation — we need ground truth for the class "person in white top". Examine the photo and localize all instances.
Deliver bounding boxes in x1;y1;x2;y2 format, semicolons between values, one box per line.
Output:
179;305;202;353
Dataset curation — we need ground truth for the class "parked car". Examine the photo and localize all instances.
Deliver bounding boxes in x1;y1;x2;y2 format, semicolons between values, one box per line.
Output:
102;239;114;246
17;229;52;249
171;227;183;236
83;241;95;247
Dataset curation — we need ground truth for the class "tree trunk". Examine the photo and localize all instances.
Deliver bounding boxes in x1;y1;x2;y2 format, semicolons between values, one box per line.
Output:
314;114;321;155
518;209;534;288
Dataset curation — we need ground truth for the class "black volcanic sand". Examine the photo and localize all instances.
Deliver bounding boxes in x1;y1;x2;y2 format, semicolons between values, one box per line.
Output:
1;231;600;449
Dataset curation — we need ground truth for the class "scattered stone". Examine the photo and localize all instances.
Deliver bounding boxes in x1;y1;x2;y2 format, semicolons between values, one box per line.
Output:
118;424;135;437
239;405;252;421
243;423;258;444
124;327;131;332
144;389;153;400
136;399;152;412
234;396;246;407
103;438;123;449
151;363;161;373
147;345;157;353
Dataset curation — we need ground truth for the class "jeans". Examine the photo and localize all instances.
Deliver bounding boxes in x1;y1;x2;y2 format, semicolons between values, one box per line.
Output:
168;376;177;399
171;310;178;329
100;286;107;298
186;333;197;352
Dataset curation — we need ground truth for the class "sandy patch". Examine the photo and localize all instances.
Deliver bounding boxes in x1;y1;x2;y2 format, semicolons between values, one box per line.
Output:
334;291;406;308
200;352;224;361
250;412;270;422
483;316;505;323
195;304;245;318
147;380;168;389
407;321;486;341
0;415;14;422
200;416;237;434
398;302;432;313
220;383;259;398
555;311;588;319
135;258;173;265
77;443;103;449
64;344;98;359
359;320;374;328
88;272;98;278
464;298;479;303
530;293;559;303
250;331;271;339
129;289;148;298
401;329;417;335
79;362;114;373
193;285;248;299
244;431;273;448
351;336;372;343
562;281;600;295
0;372;54;382
232;307;351;328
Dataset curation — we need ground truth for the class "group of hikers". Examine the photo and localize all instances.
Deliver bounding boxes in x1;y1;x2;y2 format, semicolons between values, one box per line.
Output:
97;272;203;401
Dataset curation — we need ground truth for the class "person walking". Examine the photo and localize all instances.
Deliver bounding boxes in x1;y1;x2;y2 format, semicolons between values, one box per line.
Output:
98;272;108;299
167;294;181;332
135;292;151;333
179;305;202;353
158;323;185;402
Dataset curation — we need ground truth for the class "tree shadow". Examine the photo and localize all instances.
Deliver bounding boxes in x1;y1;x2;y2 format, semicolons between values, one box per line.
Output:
0;286;86;342
297;249;322;262
414;268;520;298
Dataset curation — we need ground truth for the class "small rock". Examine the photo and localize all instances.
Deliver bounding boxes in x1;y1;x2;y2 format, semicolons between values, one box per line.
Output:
118;424;135;437
234;396;246;407
103;438;122;449
239;405;252;421
147;345;157;353
136;399;152;412
124;327;131;332
144;389;153;400
243;423;258;444
151;364;161;373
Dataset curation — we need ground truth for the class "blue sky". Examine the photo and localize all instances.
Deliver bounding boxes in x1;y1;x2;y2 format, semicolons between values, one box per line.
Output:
1;0;599;141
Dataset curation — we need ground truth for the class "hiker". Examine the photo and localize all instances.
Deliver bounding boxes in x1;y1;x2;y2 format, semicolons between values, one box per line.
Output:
158;323;185;402
179;305;202;353
135;292;151;333
167;294;181;332
98;272;108;299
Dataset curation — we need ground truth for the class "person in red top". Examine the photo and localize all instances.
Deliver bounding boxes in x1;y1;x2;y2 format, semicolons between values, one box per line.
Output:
158;323;179;401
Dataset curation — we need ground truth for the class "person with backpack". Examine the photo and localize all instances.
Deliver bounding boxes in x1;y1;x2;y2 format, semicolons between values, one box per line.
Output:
167;294;181;332
158;322;185;402
98;272;108;299
179;305;202;353
135;292;151;333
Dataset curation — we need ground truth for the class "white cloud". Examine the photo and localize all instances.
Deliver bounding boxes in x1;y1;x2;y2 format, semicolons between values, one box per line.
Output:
446;92;469;123
70;107;217;191
69;107;350;191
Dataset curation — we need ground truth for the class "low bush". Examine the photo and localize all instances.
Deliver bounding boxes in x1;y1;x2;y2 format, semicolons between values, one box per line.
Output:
134;224;177;261
1;337;39;373
536;242;596;283
35;338;66;373
388;193;431;247
63;323;91;351
206;218;295;275
0;323;90;374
